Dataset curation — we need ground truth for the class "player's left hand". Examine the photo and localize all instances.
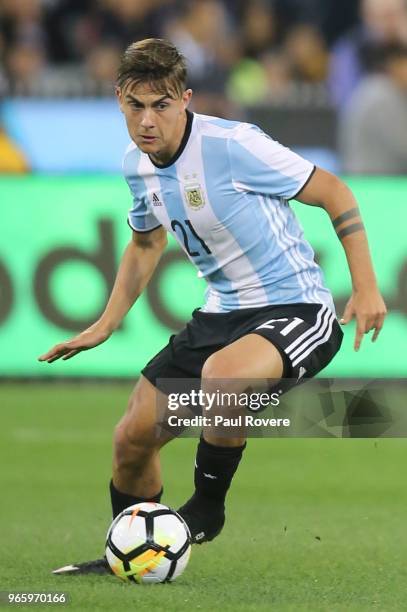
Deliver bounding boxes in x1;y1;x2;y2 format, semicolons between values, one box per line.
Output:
340;288;387;351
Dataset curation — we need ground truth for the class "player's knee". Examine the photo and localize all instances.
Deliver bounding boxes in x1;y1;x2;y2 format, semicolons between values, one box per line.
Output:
201;354;243;394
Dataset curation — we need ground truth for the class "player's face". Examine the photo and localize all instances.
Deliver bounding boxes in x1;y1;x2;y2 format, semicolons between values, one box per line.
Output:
116;82;192;164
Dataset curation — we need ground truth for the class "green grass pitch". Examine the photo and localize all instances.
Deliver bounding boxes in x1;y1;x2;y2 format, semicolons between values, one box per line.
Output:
1;383;407;611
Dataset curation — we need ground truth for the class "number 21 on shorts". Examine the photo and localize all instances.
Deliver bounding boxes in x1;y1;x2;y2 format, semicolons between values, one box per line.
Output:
256;317;304;337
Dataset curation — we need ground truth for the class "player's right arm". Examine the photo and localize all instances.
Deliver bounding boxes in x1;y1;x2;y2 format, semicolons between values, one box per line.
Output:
38;226;167;363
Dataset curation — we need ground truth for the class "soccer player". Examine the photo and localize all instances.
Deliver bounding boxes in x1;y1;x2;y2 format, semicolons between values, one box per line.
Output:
39;38;387;574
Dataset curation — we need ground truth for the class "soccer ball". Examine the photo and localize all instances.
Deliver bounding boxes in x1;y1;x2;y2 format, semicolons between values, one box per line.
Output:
105;502;191;584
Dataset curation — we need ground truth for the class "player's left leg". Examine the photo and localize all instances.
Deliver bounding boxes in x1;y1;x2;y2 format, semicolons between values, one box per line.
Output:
178;334;284;543
179;303;343;544
201;333;284;445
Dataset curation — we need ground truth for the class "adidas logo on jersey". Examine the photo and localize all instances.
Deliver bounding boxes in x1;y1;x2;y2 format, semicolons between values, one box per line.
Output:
151;193;162;206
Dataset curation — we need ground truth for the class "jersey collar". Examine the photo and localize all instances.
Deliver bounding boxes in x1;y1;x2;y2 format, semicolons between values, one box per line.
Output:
148;110;194;169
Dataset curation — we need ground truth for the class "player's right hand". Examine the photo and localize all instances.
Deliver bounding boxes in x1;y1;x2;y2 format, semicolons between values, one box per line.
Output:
38;326;112;363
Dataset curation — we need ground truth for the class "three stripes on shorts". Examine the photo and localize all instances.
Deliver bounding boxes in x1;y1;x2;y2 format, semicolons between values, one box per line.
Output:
285;305;336;367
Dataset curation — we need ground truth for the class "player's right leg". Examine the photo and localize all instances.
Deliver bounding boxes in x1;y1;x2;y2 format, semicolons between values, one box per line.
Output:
53;375;173;575
111;375;172;511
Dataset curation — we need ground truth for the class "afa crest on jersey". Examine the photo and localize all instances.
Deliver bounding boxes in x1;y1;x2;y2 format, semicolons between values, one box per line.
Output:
184;185;205;210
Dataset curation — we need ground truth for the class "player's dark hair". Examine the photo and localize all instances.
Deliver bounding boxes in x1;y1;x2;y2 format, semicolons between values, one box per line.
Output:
117;38;187;98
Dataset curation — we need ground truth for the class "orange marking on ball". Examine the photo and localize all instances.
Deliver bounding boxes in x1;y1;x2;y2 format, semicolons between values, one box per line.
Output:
129;507;140;527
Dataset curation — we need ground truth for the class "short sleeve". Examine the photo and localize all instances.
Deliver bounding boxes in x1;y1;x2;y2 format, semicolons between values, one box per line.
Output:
123;144;162;233
228;124;315;200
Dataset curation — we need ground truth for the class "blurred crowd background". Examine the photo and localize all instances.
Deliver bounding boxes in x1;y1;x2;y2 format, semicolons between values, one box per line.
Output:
1;0;407;174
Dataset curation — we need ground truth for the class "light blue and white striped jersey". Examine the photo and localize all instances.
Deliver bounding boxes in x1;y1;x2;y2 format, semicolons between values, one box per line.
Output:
124;111;335;313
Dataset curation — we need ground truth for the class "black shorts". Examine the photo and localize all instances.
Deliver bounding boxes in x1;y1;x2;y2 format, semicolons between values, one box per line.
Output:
142;303;343;396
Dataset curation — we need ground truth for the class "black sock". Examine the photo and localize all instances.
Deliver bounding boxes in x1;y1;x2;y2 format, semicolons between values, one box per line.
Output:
109;480;163;518
192;437;246;507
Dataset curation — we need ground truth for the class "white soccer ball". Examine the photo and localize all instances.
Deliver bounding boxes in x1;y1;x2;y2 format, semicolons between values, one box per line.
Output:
105;502;191;584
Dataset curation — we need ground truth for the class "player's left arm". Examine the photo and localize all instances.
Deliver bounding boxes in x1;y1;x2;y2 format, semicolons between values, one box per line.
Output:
295;166;387;351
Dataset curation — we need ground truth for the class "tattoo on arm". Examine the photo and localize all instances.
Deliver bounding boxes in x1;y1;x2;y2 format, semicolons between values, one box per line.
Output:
332;207;364;240
336;222;365;240
332;207;360;228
